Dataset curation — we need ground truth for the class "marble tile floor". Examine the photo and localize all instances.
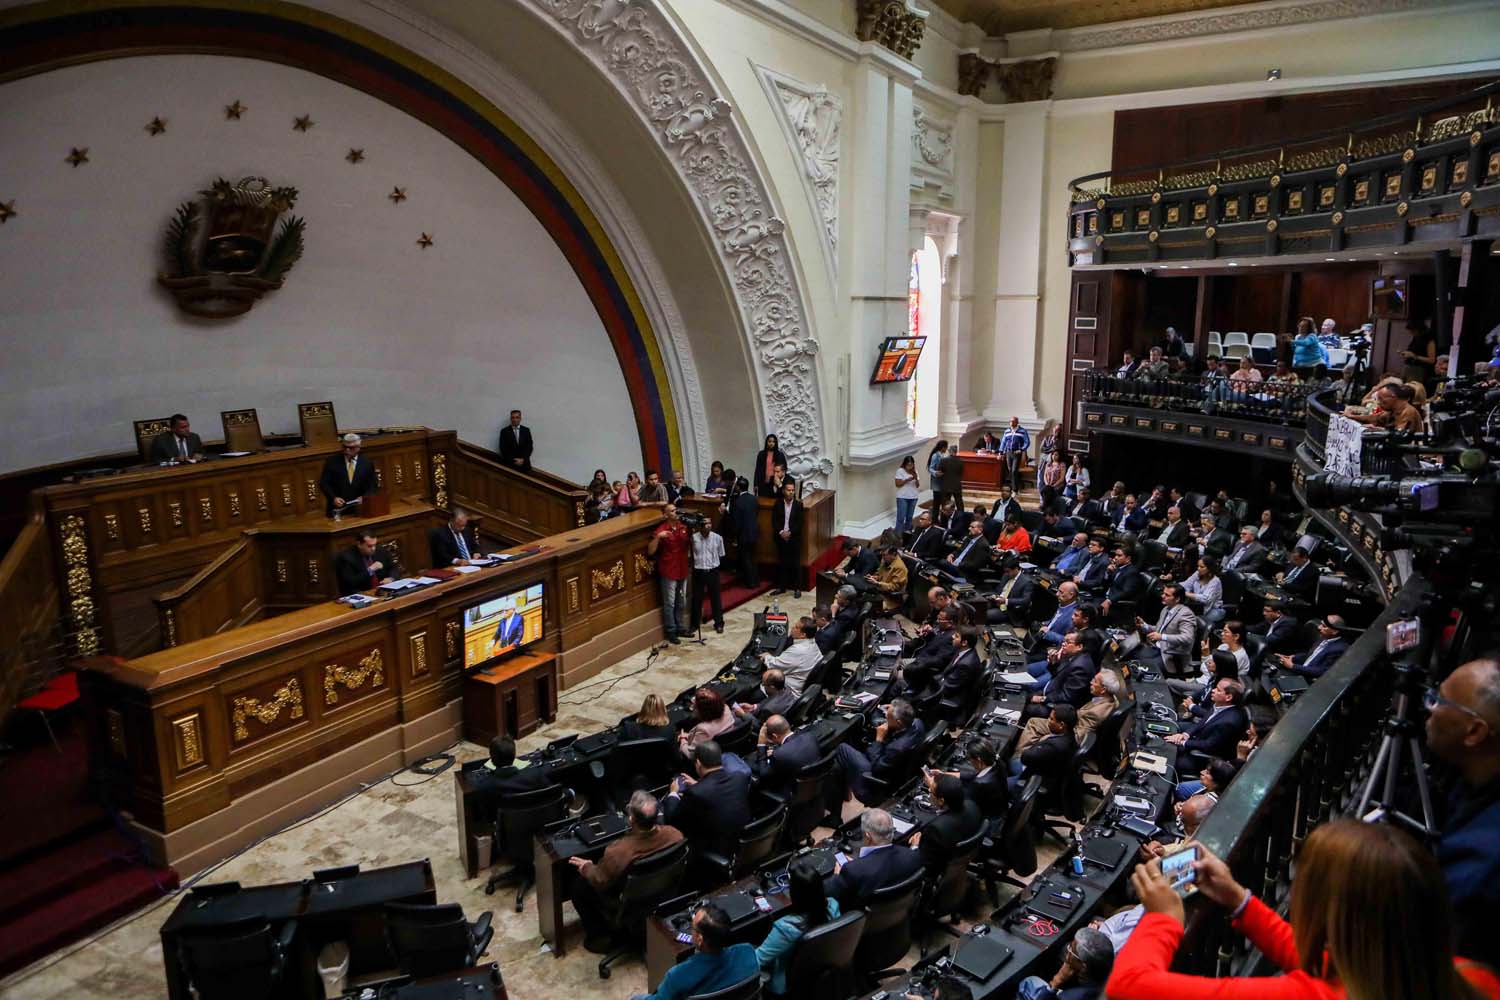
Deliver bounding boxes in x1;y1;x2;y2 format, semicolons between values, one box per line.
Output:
0;591;1066;999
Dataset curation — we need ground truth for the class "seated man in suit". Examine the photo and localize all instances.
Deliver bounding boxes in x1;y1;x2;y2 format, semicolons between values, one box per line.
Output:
942;518;992;583
567;790;684;953
1110;493;1149;536
917;626;984;715
665;470;695;504
986;555;1034;625
1152;505;1191;548
943;737;1009;821
1249;601;1300;654
734;668;797;724
833;538;881;579
760;616;822;695
1133;583;1198;675
1015;669;1121;759
905;512;947;561
812;603;842;655
1097;545;1147;619
1051;533;1092;577
831;585;863;634
1067;487;1104;527
1007;705;1078;793
1198;514;1236;561
748;715;821;798
1220;525;1267;574
1023;631;1095;716
833;698;927;805
1165;678;1249;763
870;547;909;613
1276;545;1320;599
334;530;395;596
319;433;378;516
910;774;984;876
823;808;924;910
901;607;958;693
989;484;1021;525
1275;614;1348;679
471;736;554;796
1072;537;1111;594
429;507;479;567
148;413;204;464
663;740;752;858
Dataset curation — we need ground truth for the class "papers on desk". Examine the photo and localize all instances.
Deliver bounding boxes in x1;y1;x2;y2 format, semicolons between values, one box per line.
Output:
998;671;1035;686
220;451;252;458
988;707;1022;724
339;594;377;608
890;816;915;836
411;576;442;586
377;578;422;592
452;565;482;574
877;644;903;656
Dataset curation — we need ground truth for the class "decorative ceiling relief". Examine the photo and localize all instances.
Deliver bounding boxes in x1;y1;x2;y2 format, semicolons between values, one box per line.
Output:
911;104;956;202
855;0;929;59
756;66;841;284
956;54;1056;102
523;0;831;487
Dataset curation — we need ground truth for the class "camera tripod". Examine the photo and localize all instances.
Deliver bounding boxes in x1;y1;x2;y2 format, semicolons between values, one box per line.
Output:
1353;654;1437;840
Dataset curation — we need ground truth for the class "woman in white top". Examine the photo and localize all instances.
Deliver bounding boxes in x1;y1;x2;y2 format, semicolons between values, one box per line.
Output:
1063;455;1090;499
1168;619;1251;698
893;455;920;534
1181;556;1224;623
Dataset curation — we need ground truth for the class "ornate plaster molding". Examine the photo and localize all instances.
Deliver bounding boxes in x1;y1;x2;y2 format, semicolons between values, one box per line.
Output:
755;65;841;284
522;0;830;486
1058;0;1455;53
855;0;930;60
955;53;1056;102
911;103;956;203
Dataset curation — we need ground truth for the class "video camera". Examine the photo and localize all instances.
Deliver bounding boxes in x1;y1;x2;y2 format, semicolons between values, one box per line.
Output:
676;509;708;530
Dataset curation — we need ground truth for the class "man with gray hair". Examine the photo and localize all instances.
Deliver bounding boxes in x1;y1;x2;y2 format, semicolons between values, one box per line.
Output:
429;507;478;567
1016;925;1114;1000
1014;669;1121;756
822;807;923;909
318;432;377;516
832;697;927;805
567;790;683;953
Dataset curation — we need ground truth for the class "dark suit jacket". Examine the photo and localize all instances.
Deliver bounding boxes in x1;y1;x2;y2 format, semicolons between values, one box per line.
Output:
946;510;975;542
319;453;378;516
905;630;956;692
498;424;534;469
663;767;752;856
917;799;985;874
908;526;946;561
962;767;1010;820
937;454;965;501
824;844;924;910
998;571;1035;611
728;492;760;543
1043;652;1096;709
1250;615;1300;654
1281;560;1319;598
975;433;1002;452
1113;507;1149;534
1181;705;1249;759
1222;540;1266;573
1104;563;1147;605
771;498;804;546
148;431;204;463
1202;528;1236;560
428;523;479;568
846;547;880;576
751;729;820;795
1154;521;1190;548
866;719;928;786
1069;499;1104;526
834;603;862;633
334;544;395;596
1290;637;1347;678
750;688;798;723
931;648;982;704
471;762;554;798
815;622;843;655
753;448;789;496
1075;552;1110;592
947;535;991;578
1018;729;1077;784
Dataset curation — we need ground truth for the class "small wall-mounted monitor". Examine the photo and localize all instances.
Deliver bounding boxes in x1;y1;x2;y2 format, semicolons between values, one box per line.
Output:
1371;276;1408;319
870;336;927;385
462;582;545;670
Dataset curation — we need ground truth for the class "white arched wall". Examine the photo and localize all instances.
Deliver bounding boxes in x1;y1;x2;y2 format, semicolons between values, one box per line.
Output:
0;54;642;486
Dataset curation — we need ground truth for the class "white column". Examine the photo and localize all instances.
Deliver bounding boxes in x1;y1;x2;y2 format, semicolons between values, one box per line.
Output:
983;103;1048;426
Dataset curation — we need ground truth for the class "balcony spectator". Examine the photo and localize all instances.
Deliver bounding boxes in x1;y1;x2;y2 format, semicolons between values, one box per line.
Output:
1290;316;1328;376
1135;346;1170;381
1346;382;1423;434
1401;320;1439;387
1163;326;1186;359
1116;351;1141;379
1064;455;1091;500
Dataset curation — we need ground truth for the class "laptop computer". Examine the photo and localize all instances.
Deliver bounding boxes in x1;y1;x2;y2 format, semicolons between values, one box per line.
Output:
950;933;1014;981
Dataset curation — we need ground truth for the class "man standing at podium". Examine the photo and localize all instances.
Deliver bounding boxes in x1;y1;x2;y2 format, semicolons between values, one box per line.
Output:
498;409;533;471
319;433;377;516
335;530;395;596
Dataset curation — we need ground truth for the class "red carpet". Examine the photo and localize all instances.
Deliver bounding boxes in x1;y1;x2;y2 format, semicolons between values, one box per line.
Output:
0;725;178;978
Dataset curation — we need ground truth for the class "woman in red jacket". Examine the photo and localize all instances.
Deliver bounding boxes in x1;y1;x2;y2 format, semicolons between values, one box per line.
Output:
1108;819;1498;1000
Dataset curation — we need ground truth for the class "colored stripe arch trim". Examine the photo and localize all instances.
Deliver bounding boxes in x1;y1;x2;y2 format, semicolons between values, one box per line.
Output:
0;0;681;476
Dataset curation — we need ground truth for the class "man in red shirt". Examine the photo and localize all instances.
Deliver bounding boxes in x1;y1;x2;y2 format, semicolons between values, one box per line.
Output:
648;504;693;644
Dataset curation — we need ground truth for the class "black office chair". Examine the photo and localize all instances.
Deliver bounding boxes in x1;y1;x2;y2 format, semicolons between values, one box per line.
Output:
785;683;822;727
852;867;925;986
177;917;297;1000
1141;539;1168;572
975;776;1041;906
1243;633;1270;678
717;717;756;757
1020;509;1043;535
783;750;836;847
806;649;843;693
917;826;986;952
384;901;494;978
837;624;864;665
1032;732;1094;844
689;972;763;1000
604;738;678;807
696;800;787;884
782;908;867;997
1220;569;1247;616
485;784;570;910
1087;700;1136;779
598;839;691;979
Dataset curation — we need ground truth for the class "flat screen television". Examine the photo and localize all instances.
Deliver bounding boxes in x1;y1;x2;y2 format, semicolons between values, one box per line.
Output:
1371;276;1408;319
870;336;927;385
462;582;545;670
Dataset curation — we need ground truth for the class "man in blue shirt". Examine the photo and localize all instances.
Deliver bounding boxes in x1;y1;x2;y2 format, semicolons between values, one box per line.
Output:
1052;533;1091;576
632;903;757;1000
1425;657;1500;970
998;416;1031;490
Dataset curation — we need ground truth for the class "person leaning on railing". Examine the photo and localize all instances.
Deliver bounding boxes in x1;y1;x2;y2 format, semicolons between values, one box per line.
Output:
1106;819;1500;1000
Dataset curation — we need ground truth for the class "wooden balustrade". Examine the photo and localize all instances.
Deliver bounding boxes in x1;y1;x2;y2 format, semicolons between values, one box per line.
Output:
0;495;63;723
448;443;589;540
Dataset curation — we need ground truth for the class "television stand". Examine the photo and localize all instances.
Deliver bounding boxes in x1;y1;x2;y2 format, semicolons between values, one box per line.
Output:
462;650;558;745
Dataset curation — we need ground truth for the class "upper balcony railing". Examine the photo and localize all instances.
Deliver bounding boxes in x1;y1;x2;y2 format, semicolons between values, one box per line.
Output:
1066;80;1500;267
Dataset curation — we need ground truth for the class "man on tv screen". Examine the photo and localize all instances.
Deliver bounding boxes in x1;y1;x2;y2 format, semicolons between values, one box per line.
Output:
489;606;524;657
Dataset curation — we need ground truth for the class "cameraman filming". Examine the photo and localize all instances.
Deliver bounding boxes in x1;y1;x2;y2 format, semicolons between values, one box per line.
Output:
648;504;692;645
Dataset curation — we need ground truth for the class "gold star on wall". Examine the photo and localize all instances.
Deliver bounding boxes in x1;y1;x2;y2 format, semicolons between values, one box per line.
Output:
416;233;433;249
65;147;89;167
145;117;167;136
389;187;407;204
293;114;314;132
0;200;16;224
346;148;365;164
225;100;246;120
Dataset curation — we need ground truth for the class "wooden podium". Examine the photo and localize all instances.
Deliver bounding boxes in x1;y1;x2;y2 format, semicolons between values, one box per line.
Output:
462;650;559;746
